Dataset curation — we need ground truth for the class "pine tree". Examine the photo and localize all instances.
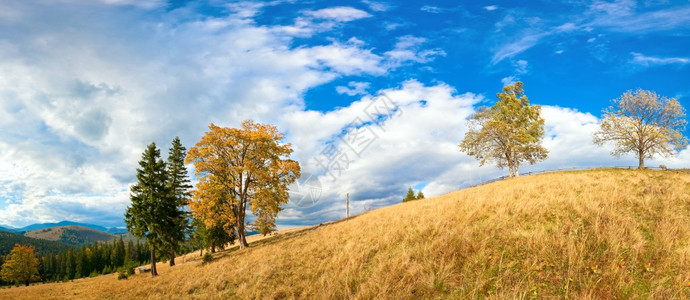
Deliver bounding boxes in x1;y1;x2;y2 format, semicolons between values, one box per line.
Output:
111;236;126;268
164;137;192;267
403;187;416;202
416;191;425;200
125;142;170;277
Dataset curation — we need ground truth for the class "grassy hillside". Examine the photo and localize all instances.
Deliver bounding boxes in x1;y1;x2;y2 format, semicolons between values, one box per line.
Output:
24;226;117;245
2;169;690;299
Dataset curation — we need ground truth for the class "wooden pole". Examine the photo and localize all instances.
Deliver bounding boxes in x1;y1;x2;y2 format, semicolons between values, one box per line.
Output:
346;193;349;218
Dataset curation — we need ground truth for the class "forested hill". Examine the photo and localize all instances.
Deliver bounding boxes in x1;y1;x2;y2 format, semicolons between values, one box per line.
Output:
0;232;76;255
24;226;118;246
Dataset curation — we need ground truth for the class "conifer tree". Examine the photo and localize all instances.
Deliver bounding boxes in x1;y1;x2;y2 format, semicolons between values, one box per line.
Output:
416;191;425;200
164;137;192;266
403;187;416;202
125;142;170;277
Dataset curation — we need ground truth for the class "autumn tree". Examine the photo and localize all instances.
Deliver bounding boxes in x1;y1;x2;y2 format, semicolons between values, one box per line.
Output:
125;142;170;277
0;244;40;286
593;89;688;168
164;137;192;266
459;81;548;177
187;121;300;249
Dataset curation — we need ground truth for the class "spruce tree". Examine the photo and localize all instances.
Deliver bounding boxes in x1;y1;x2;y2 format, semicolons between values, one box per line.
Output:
164;137;192;266
403;187;416;202
416;191;425;200
125;142;170;277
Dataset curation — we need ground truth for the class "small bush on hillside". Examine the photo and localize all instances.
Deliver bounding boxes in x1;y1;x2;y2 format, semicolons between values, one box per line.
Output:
117;267;128;280
660;164;667;170
202;253;213;264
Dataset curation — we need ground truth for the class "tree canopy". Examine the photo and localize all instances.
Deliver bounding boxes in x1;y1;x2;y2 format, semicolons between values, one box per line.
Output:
187;121;300;249
0;244;40;286
593;89;688;168
459;81;548;177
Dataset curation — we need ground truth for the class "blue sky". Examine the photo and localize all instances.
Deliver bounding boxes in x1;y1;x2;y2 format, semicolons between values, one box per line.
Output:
0;0;689;228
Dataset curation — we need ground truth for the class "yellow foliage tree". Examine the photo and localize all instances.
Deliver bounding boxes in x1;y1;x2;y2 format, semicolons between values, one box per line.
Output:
593;89;688;169
0;244;40;286
187;121;300;249
459;81;548;177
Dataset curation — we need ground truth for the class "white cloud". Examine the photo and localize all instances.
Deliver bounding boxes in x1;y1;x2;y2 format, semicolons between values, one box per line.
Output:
303;6;372;22
384;35;446;67
336;81;371;96
491;31;545;64
630;52;690;67
586;0;690;33
280;80;483;221
420;5;442;13
361;0;390;12
0;2;441;227
488;2;690;65
484;5;498;11
501;76;516;86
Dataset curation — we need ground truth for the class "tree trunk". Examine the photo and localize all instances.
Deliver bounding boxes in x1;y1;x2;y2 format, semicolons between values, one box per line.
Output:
200;248;203;257
237;220;249;249
25;281;29;287
169;247;175;267
150;249;158;277
508;164;515;178
514;166;519;177
638;150;645;169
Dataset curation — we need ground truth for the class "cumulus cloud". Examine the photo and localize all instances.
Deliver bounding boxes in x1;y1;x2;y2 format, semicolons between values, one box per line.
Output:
280;80;483;221
0;1;443;227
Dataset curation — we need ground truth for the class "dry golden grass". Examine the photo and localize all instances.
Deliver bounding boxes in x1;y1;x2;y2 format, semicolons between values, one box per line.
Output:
2;169;690;299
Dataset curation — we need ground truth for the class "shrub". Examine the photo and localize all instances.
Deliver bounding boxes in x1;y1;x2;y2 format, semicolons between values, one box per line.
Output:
117;267;128;280
660;164;667;170
202;252;213;264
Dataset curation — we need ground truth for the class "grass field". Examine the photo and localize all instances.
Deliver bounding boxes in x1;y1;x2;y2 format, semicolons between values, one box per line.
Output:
1;168;689;299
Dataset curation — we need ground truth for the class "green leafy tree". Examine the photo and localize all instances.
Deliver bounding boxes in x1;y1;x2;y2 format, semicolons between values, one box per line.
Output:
125;142;170;277
164;137;192;266
593;89;688;168
459;81;548;177
0;244;40;286
416;191;425;200
403;187;416;202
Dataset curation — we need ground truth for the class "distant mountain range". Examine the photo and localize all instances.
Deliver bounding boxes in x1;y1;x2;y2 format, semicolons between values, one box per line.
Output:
0;220;127;235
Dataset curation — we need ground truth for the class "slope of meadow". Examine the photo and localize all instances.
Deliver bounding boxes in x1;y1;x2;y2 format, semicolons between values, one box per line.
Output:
2;169;689;299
